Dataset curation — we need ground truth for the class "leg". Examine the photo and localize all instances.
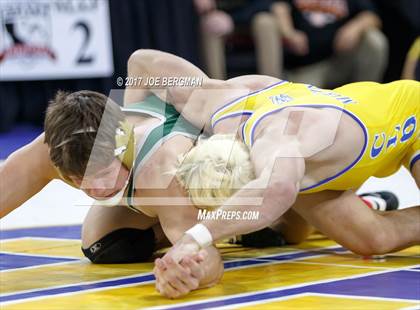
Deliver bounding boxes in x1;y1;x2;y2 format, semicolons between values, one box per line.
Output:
351;28;388;82
82;205;169;263
270;208;314;244
322;53;353;87
251;12;283;78
322;28;388;87
238;192;315;248
294;190;420;256
286;60;331;87
199;11;231;80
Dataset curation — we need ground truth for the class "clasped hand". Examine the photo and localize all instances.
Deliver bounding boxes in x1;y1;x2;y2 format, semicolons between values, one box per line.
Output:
154;235;207;299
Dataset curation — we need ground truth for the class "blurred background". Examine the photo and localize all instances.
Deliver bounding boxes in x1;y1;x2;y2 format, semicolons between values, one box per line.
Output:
0;0;419;159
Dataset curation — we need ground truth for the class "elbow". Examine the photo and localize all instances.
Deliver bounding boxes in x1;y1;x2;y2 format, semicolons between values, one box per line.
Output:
266;181;298;208
271;1;289;14
359;11;382;29
368;12;382;29
343;230;394;256
127;49;145;67
127;49;158;70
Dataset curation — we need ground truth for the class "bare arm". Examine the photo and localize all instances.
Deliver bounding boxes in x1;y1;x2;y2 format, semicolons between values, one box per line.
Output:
124;49;258;132
271;1;296;38
272;2;381;37
125;49;228;132
0;134;58;218
401;39;419;80
203;135;305;241
125;50;285;133
156;201;224;290
346;11;381;31
163;134;304;267
135;167;223;295
124;49;209;106
334;11;381;52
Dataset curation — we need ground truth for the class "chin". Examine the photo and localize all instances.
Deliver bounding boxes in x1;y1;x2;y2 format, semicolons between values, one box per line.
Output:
90;192;116;201
92;196;107;201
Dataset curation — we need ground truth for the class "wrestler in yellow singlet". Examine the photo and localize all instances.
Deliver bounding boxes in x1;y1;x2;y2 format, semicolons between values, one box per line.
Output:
211;80;420;193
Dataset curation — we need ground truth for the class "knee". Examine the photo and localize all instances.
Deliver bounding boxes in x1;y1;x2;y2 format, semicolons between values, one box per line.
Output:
200;10;234;36
348;232;393;256
361;29;388;57
82;228;155;264
251;12;278;33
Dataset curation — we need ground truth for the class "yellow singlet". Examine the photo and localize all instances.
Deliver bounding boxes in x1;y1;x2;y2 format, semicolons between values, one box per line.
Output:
211;80;420;193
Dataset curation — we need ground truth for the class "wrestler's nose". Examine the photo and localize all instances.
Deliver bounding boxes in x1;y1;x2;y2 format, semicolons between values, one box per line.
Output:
86;179;115;198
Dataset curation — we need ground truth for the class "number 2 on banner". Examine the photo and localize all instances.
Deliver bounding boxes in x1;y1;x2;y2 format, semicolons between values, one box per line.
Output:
73;21;94;64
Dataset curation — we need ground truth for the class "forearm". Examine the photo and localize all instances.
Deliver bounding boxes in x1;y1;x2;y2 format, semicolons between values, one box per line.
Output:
124;50;162;105
0;156;49;218
271;2;296;38
0;162;16;218
124;54;152;105
198;246;224;288
125;49;228;130
124;49;208;106
345;11;381;33
204;178;297;242
196;138;303;243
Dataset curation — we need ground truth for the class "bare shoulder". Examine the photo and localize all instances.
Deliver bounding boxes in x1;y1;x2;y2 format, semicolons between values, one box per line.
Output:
133;135;193;217
134;135;193;190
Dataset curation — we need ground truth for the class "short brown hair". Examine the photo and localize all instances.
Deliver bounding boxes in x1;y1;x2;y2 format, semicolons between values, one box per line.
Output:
44;90;124;178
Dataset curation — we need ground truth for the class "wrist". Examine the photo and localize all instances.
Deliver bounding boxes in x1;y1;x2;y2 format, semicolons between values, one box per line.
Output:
180;234;201;251
170;234;201;263
185;223;213;248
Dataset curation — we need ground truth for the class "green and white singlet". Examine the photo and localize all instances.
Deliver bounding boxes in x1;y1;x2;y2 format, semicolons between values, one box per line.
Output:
123;95;200;212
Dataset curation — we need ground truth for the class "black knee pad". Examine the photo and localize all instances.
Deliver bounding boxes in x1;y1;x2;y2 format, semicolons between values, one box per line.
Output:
240;228;286;248
82;228;155;264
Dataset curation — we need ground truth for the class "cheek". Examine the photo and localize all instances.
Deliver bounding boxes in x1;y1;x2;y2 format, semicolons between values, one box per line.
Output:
117;168;129;183
117;168;130;187
76;177;93;189
106;168;126;188
86;178;104;189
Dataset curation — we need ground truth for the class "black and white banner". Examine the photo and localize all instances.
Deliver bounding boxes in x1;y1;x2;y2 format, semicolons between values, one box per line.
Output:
0;0;113;81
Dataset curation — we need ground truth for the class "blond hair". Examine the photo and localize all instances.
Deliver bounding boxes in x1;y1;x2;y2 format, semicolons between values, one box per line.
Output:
176;134;255;209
